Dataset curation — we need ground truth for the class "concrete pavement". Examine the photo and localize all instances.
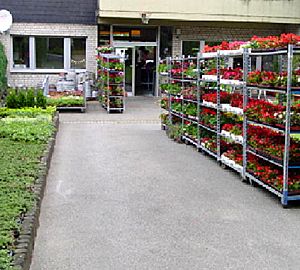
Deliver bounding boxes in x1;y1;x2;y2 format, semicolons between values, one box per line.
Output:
31;97;300;270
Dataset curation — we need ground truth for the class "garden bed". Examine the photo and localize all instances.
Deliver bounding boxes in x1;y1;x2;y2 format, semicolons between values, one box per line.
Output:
0;107;59;270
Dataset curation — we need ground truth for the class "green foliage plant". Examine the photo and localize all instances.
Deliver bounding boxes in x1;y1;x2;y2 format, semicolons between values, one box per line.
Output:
0;107;55;269
5;89;18;109
25;89;35;107
36;90;46;108
0;42;7;91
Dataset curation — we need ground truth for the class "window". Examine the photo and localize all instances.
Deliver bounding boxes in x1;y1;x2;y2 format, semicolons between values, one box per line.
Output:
160;26;173;59
262;55;281;72
182;41;200;57
13;36;29;68
99;24;110;46
12;36;87;71
71;38;86;69
36;37;64;69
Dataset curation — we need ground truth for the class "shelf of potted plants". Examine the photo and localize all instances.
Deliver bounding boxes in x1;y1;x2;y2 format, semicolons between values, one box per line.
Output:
160;56;200;140
46;90;87;112
160;33;300;207
97;51;126;113
244;48;300;205
201;49;246;175
159;58;172;130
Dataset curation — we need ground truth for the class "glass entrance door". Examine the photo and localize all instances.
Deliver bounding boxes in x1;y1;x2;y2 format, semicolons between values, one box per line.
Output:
116;47;135;96
100;25;160;96
115;44;157;96
135;46;156;96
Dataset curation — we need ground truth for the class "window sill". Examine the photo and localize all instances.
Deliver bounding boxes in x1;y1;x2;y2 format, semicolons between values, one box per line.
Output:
10;69;87;74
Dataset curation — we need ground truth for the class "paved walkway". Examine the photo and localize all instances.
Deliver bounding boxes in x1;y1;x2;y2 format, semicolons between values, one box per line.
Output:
31;97;300;270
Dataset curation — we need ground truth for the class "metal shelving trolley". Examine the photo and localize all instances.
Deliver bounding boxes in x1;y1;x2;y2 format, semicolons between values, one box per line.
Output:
98;53;126;113
245;44;300;206
45;76;87;113
160;40;300;207
199;48;246;172
158;58;171;130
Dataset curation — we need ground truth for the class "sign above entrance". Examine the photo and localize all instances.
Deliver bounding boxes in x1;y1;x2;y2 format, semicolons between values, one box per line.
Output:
113;42;157;48
113;26;157;42
131;30;141;37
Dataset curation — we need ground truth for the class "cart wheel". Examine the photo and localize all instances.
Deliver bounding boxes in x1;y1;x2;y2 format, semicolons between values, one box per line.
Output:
250;180;258;187
241;176;248;183
220;163;227;169
282;204;290;209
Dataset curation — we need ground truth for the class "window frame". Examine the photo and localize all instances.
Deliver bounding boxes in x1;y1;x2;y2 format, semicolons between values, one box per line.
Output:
11;36;30;69
181;40;205;57
11;35;87;73
70;38;87;70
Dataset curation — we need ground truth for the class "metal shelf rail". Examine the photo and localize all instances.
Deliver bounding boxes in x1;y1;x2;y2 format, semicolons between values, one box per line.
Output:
160;45;300;207
98;53;126;113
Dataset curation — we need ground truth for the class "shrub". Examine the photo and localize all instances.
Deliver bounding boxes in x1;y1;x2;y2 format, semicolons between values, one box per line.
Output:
25;89;35;107
36;90;46;108
0;42;7;91
5;89;18;109
6;89;47;109
17;90;26;108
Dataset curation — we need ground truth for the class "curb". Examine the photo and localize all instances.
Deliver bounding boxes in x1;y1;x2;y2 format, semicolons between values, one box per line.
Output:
12;112;60;270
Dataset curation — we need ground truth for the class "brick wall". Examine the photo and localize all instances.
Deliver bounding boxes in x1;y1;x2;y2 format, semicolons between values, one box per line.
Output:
286;25;300;35
172;24;288;57
0;23;97;87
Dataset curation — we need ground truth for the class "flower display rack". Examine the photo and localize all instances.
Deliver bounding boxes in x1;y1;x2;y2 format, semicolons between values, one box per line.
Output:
159;58;170;130
47;90;87;113
160;44;300;207
97;53;126;113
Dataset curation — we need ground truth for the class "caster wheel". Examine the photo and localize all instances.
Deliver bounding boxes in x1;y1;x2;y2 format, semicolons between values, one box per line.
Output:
220;163;227;169
241;177;248;183
250;180;258;187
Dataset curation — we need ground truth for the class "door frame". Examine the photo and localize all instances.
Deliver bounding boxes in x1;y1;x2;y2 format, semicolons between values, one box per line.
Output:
113;41;158;96
115;45;136;96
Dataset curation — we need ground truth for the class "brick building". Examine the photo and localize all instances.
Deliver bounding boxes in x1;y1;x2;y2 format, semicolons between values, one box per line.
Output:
98;0;300;96
0;0;98;87
0;0;300;95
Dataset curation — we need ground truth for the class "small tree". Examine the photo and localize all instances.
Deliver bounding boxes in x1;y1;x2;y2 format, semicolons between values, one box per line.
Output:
0;42;7;91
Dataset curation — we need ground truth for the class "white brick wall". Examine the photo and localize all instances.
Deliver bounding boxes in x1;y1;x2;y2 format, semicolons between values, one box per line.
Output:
0;23;97;87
